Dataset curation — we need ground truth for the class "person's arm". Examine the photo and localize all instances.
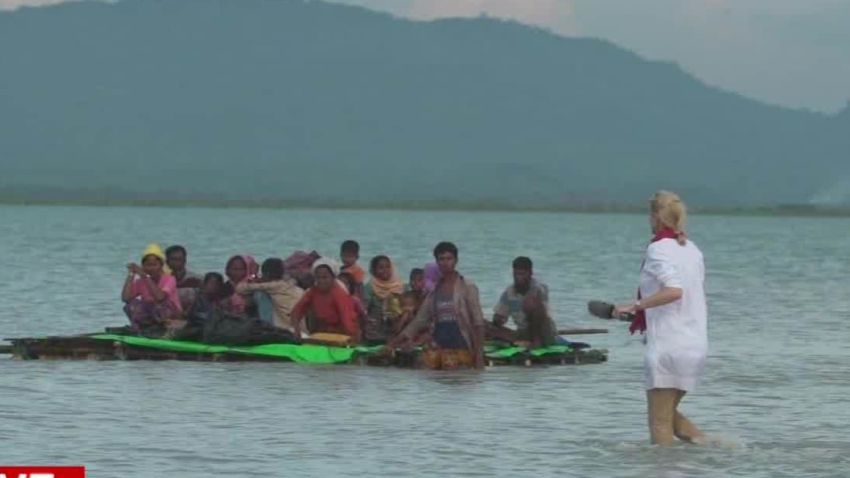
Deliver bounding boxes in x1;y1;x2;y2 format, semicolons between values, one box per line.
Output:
403;294;433;338
121;264;137;302
290;290;313;337
235;281;276;295
387;293;433;349
492;314;508;326
393;311;411;333
180;276;203;289
615;245;683;316
466;283;486;369
142;275;168;303
333;289;360;340
521;288;545;312
492;290;510;326
288;285;305;312
615;288;683;316
386;295;402;318
540;283;551;317
121;264;166;303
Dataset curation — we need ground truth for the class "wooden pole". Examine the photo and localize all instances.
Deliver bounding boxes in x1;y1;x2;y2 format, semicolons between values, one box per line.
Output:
557;328;608;335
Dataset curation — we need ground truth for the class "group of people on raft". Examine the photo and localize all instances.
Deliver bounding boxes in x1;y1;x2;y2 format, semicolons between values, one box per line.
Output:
121;239;556;370
121;190;709;445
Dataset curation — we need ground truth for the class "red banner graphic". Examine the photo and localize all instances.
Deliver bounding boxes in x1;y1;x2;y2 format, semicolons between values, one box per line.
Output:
0;466;85;478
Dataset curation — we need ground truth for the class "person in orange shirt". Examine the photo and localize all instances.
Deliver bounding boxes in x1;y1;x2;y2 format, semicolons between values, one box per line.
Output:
339;240;366;293
291;261;360;341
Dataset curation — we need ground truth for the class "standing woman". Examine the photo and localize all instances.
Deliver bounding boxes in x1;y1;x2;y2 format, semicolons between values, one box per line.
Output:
615;191;707;445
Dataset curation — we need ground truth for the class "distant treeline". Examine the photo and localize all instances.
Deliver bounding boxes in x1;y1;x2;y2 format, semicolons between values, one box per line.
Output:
2;191;848;218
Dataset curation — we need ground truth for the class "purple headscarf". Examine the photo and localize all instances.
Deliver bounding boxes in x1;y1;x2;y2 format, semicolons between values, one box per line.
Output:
283;250;321;277
423;262;441;292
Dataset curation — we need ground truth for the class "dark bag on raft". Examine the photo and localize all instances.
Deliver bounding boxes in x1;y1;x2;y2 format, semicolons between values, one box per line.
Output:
202;310;296;346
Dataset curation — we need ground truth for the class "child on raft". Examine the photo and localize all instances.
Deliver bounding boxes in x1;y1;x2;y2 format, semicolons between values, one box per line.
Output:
339;240;366;296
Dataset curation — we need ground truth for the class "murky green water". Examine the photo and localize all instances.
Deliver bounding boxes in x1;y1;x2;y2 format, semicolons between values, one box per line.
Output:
1;206;848;477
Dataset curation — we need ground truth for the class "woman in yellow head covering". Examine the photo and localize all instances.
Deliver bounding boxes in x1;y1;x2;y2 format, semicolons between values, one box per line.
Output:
121;243;183;333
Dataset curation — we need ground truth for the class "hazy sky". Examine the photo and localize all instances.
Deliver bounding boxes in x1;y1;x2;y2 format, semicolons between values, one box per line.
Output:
3;0;848;112
328;0;850;113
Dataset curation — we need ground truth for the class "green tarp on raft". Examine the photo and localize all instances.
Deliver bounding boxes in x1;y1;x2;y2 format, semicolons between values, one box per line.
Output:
91;334;380;364
483;344;573;359
92;335;574;364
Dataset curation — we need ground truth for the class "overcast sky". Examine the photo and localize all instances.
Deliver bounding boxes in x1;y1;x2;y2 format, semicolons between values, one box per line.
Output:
3;0;848;112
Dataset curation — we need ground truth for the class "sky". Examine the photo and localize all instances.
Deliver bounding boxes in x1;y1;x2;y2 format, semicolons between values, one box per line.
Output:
3;0;848;113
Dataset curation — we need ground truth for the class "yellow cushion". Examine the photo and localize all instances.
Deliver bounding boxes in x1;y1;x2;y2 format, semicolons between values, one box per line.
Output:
307;332;352;346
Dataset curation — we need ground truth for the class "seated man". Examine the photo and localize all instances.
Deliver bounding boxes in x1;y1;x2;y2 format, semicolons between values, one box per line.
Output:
491;256;556;347
187;273;227;323
166;244;203;311
173;272;227;341
236;258;304;333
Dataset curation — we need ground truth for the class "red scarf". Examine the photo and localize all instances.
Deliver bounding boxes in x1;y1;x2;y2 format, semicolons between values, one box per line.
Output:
629;228;681;334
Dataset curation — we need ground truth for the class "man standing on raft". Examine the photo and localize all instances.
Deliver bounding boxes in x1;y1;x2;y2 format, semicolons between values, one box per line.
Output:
388;242;486;370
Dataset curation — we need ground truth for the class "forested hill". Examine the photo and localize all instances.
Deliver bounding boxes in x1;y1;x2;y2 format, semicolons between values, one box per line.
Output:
1;0;848;207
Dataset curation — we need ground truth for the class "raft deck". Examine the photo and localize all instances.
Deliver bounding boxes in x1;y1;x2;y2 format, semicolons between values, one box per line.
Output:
1;334;607;367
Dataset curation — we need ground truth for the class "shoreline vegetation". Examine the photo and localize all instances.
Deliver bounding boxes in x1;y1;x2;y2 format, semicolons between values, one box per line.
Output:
1;196;849;217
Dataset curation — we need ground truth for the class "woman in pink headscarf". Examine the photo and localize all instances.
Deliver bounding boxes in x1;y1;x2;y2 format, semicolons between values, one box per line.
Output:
221;254;258;316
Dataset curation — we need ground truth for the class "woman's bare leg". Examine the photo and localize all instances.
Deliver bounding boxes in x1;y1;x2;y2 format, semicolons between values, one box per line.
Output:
672;390;705;443
646;388;677;445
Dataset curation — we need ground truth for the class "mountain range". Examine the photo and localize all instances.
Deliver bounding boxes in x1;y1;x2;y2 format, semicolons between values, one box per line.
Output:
1;0;848;208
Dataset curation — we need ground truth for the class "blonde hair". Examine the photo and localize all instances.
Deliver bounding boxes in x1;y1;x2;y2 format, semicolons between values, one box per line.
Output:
650;190;688;245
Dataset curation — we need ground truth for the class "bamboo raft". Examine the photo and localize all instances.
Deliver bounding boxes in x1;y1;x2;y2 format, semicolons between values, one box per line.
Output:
0;333;607;367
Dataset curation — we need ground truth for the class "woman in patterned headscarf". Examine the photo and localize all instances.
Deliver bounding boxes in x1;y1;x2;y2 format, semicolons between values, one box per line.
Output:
221;254;258;316
361;255;405;344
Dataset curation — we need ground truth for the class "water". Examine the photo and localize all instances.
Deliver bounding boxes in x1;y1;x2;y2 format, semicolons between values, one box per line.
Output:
1;205;849;477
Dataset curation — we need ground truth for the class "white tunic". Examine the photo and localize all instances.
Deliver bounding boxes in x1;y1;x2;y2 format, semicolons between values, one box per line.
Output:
640;238;708;392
